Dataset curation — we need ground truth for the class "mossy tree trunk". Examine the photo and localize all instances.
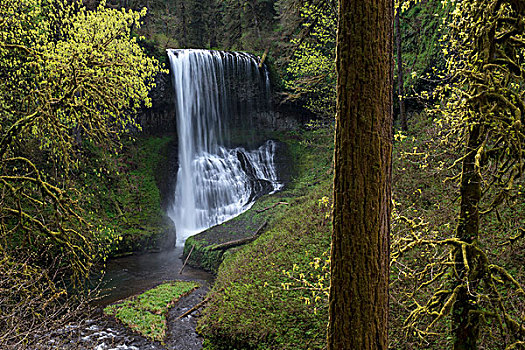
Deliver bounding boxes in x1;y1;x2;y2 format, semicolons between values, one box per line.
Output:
453;123;482;350
328;0;393;348
449;1;525;347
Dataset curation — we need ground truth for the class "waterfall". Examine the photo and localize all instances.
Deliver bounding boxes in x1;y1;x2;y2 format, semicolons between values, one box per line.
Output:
167;49;282;245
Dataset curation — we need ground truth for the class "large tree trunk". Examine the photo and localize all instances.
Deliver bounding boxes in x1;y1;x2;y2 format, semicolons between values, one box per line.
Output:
328;0;393;349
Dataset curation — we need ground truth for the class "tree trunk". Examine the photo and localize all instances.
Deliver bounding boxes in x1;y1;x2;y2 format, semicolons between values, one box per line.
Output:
453;124;482;350
328;0;393;349
179;1;187;48
395;7;407;131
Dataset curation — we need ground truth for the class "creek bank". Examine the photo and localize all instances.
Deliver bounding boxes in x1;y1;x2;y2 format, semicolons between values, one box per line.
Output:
44;247;213;349
40;283;210;350
91;134;178;258
97;246;214;342
182;190;294;274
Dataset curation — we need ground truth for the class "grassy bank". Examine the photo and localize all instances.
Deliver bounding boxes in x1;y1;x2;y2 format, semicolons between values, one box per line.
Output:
104;281;199;341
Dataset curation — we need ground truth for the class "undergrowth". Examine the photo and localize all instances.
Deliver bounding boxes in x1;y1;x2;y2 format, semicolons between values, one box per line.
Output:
78;135;174;257
200;117;524;349
390;117;525;349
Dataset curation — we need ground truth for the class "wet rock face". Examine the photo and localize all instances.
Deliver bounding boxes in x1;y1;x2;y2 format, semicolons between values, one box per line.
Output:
136;70;314;136
137;72;176;135
236;149;275;202
154;137;178;212
271;97;318;131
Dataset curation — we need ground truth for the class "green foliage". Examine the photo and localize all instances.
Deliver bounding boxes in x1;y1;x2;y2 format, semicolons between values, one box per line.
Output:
0;0;161;272
282;0;448;118
283;0;336;118
432;1;525;346
396;0;450;101
80;136;174;256
200;184;332;349
104;281;199;341
123;0;278;54
389;120;461;349
183;235;226;274
389;114;525;349
281;237;330;314
1;0;160;164
390;0;525;336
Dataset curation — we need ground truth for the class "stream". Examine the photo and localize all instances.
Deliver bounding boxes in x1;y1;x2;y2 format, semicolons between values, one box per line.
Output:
42;247;214;350
95;247;213;306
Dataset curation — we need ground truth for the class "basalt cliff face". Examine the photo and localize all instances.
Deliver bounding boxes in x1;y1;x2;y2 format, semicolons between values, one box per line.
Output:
137;65;313;135
137;72;177;135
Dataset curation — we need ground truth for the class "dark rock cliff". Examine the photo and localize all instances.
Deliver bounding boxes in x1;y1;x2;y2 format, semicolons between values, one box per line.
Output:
137;72;176;134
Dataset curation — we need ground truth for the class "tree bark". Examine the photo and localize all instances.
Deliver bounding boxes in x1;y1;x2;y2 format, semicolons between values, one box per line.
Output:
328;0;393;349
395;7;407;131
453;124;482;350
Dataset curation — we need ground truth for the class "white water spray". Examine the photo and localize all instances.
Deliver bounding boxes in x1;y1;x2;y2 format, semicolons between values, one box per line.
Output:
167;49;281;245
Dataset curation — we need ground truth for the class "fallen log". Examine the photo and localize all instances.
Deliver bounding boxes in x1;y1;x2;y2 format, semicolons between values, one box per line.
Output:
256;201;289;213
175;297;209;321
209;221;268;251
179;244;195;274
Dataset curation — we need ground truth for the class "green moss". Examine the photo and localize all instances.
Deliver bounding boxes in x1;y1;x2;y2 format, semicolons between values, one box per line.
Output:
136;282;198;314
183;236;225;274
104;281;199;341
199;180;332;349
112;305;166;341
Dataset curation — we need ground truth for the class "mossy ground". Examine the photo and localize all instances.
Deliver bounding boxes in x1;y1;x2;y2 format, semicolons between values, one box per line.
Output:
104;281;199;342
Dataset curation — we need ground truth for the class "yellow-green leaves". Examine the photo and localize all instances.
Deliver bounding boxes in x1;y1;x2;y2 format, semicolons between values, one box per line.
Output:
1;0;161;167
284;0;336;118
0;0;161;284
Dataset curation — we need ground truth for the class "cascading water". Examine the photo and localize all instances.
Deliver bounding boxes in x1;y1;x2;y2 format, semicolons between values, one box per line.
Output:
167;49;282;245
